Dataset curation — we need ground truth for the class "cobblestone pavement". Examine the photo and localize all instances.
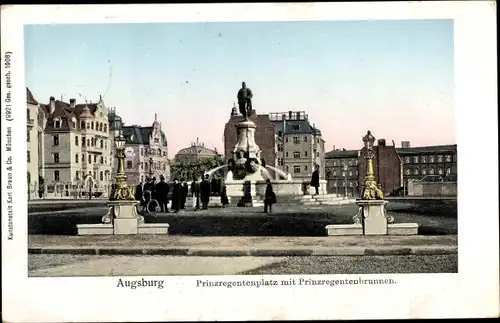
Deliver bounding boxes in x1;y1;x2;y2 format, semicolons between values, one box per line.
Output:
28;254;457;276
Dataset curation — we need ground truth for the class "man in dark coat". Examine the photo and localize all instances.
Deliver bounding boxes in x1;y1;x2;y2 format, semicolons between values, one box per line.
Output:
190;176;200;210
200;174;211;210
155;176;170;213
171;178;181;213
310;164;320;195
135;182;143;202
180;178;188;209
264;179;276;213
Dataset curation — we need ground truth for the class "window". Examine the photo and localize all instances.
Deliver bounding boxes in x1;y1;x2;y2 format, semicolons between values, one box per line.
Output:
405;168;411;175
292;124;300;131
413;156;418;163
342;171;346;176
277;131;283;137
87;139;90;147
421;156;427;163
93;171;96;179
333;182;337;187
100;171;104;181
304;165;308;172
285;165;289;172
75;154;79;163
437;155;443;162
75;171;79;180
94;155;97;163
414;168;419;175
349;171;353;176
422;168;427;175
158;148;161;155
80;121;85;129
304;151;308;157
27;151;31;163
141;148;144;156
27;130;30;142
154;138;159;143
316;139;320;144
88;154;92;164
100;140;103;148
100;156;103;164
429;168;435;175
54;119;61;128
105;142;107;149
285;137;288;143
99;123;103;132
87;123;90;129
163;151;166;156
104;157;107;164
104;124;107;132
54;170;60;182
293;137;300;144
277;144;283;152
293;165;301;174
278;158;283;166
405;157;410;164
446;167;451;175
53;153;59;163
317;152;319;157
285;152;289;158
53;135;59;146
91;138;94;147
304;137;307;142
127;161;133;169
82;137;86;146
82;154;85;163
429;156;435;163
72;120;76;128
140;162;144;169
293;152;300;159
333;170;337;176
75;136;79;146
445;155;452;162
91;121;94;130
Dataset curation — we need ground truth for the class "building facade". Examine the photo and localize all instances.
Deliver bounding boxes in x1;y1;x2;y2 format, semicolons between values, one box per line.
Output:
325;139;458;197
121;114;170;184
36;95;113;197
270;111;326;182
324;149;360;197
174;138;220;162
26;88;47;199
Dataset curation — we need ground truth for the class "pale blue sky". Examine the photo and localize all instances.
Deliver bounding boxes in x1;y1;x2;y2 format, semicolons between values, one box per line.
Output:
25;20;454;157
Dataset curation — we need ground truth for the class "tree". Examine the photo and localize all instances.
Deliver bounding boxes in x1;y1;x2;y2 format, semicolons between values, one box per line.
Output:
170;156;225;181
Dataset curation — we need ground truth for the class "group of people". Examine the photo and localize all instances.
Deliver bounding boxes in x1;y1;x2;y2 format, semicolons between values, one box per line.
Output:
134;174;229;213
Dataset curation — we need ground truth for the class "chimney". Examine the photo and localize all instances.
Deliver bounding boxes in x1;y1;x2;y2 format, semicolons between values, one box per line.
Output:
49;96;55;114
289;111;292;120
401;141;410;148
333;145;336;151
69;98;76;108
378;139;386;146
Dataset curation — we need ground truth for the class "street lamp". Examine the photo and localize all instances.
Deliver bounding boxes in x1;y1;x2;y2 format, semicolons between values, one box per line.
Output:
149;157;154;178
109;131;135;200
361;130;383;200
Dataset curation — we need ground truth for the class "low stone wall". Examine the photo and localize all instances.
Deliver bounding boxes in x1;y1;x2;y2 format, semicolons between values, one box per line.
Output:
226;179;328;198
407;181;457;197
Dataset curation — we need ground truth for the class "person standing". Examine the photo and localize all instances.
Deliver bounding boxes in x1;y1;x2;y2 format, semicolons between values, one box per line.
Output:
190;176;200;210
135;182;143;202
180;178;188;209
155;176;170;213
220;184;229;208
264;179;276;213
200;174;211;210
171;178;181;213
310;164;320;196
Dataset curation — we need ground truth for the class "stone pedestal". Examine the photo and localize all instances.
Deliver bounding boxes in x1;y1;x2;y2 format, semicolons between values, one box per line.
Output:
358;200;389;235
233;120;261;161
77;200;169;235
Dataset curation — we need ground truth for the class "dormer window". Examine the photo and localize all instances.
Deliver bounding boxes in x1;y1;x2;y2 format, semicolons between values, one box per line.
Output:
54;118;61;129
80;121;85;129
91;121;94;130
71;117;77;128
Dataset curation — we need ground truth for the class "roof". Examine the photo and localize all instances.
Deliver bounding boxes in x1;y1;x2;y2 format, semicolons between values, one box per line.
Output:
271;119;322;135
175;145;218;158
122;125;168;146
396;144;457;155
26;88;38;105
325;149;359;158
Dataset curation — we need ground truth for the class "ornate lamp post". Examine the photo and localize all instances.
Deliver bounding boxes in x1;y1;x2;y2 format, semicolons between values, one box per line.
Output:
361;130;384;200
109;132;135;201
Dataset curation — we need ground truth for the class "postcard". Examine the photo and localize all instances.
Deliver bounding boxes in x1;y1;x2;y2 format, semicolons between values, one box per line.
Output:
1;2;498;322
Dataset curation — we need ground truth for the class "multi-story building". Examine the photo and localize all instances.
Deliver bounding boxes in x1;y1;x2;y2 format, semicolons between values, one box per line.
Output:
324;149;360;197
26;88;46;198
325;138;458;196
121;114;170;184
396;142;457;184
270;111;326;182
38;95;113;197
174;138;220;162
